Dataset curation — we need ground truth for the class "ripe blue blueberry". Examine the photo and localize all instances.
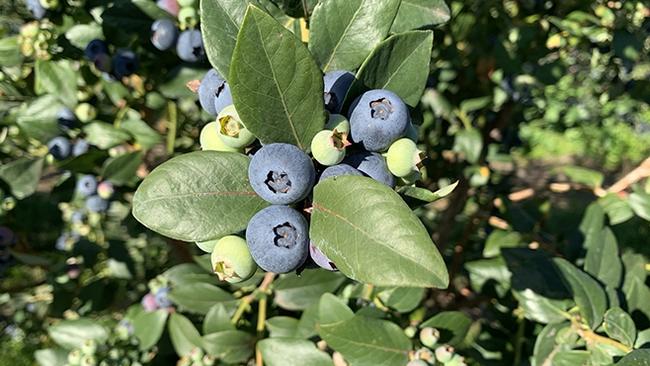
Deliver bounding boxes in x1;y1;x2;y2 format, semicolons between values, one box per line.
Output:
323;70;355;113
85;195;109;213
47;136;71;160
72;139;89;157
26;0;46;19
76;175;97;197
344;151;395;187
154;287;172;308
246;205;309;273
349;89;409;152
198;69;233;116
318;163;363;182
57;107;76;130
112;50;138;79
71;210;86;224
309;244;337;271
176;29;205;63
84;39;108;61
93;53;112;73
248;143;315;205
151;19;178;51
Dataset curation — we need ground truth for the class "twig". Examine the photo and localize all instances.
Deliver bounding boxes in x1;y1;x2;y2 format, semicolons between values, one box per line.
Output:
231;272;276;325
166;101;177;155
606;157;650;194
571;318;632;353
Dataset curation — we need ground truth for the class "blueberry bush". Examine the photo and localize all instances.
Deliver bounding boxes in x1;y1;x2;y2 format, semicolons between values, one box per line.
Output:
1;0;649;365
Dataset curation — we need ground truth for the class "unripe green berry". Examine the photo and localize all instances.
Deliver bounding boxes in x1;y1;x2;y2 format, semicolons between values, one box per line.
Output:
178;7;198;29
40;0;59;9
216;105;255;148
199;122;240;152
68;349;82;364
81;339;97;355
386;138;423;177
210;235;256;283
419;327;440;348
189;347;204;362
444;354;466;366
404;325;417;338
177;0;196;6
325;114;350;134
311;129;350;166
435;345;454;363
80;355;96;366
75;103;97;123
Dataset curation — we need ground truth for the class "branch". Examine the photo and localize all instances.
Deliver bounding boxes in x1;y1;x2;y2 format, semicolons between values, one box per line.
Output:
231;272;276;325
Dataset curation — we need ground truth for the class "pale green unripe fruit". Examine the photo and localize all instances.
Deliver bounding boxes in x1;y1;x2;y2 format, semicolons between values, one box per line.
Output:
386;138;423;177
325;114;350;134
81;339;97;355
68;349;82;364
199;122;240;152
216;105;256;149
178;0;196;6
210;235;256;284
75;103;97;123
445;354;466;366
178;7;198;29
40;0;59;9
311;129;350;166
419;327;440;348
435;345;454;363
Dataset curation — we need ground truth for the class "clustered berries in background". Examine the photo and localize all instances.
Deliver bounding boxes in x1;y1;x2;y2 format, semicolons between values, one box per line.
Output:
84;39;139;80
402;327;467;366
17;20;57;60
151;0;205;63
192;67;425;281
140;277;174;312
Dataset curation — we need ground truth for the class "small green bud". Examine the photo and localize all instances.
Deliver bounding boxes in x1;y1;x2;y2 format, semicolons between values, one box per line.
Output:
40;0;59;9
80;355;96;366
435;345;454;363
81;339;97;355
311;129;351;166
189;347;204;362
404;325;417;338
386;138;423;178
419;327;440;348
444;354;466;366
216;105;255;148
210;236;257;283
177;0;196;6
75;103;97;123
199;121;240;152
68;349;82;364
178;7;198;29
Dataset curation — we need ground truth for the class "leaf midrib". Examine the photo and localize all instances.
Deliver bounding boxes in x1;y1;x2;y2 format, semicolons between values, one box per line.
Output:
135;190;258;205
320;324;409;355
322;0;365;71
374;32;429;90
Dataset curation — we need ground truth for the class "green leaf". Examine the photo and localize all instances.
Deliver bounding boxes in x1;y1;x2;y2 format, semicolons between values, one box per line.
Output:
553;350;591;366
35;348;68;366
453;128;483;164
65;24;104;49
311;176;448;288
47;319;108;350
169;283;236;314
584;227;622;288
629;191;650;221
133;309;168;350
132;151;268;242
554;258;607;329
132;0;175;19
579;203;605;246
159;66;209;99
16;95;61;143
318;293;354;325
168;313;203;356
296;302;320;339
420;311;472;347
532;322;570;366
309;0;401;72
35;60;77;107
163;263;216;286
200;0;249;78
258;338;332;366
0;158;43;200
203;330;254;363
203;304;234;335
598;193;634;225
120;119;162;149
616;350;650;365
483;230;522;258
83;122;132;149
352;30;433;107
603;307;636;347
229;6;325;150
101;152;142;186
559;166;604;189
318;314;411;366
390;0;451;33
377;287;425;313
0;36;23;67
396;180;458;203
465;257;511;297
274;269;346;311
267;316;300;338
513;289;572;324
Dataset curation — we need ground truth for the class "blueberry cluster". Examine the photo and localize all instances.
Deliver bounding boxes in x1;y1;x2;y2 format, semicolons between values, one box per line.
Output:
140;278;173;312
403;327;467;366
17;20;56;60
84;39;139;80
150;0;206;63
64;339;98;366
194;69;425;281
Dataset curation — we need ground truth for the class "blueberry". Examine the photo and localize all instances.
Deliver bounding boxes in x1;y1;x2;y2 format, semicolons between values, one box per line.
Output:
318;163;363;182
154;287;172;308
310;129;350;166
216;105;255;148
385;138;423;178
323;70;355;113
26;0;46;19
97;181;114;200
198;69;232;116
246;205;309;273
76;175;97;197
344;151;395;187
72;139;89;157
156;0;179;16
199;121;240;152
55;234;69;251
309;244;337;271
0;227;15;247
141;293;159;311
57;107;77;130
248;143;315;205
93;53;112;73
47;137;71;160
349;89;409;152
71;210;86;224
85;195;109;213
210;235;257;283
112;50;138;79
176;29;205;63
435;345;454;363
151;19;178;51
419;327;440;348
84;39;108;61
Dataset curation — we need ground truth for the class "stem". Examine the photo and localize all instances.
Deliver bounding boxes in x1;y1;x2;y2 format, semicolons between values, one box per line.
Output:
166;101;177;155
256;347;263;366
512;310;525;366
231;272;276;325
361;284;374;301
257;296;267;333
571;318;632;353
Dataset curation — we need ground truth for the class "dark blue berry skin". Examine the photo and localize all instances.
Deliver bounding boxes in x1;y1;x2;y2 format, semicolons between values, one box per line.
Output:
85;195;109;213
199;69;232;116
72;139;89;157
323;70;355;113
348;89;409;152
151;19;178;51
47;137;71;160
318;163;363;182
246;205;309;273
154;287;172;308
248;143;316;205
112;50;139;79
26;0;46;19
84;39;109;60
76;175;97;197
176;30;205;63
57;107;76;130
344;151;395;188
